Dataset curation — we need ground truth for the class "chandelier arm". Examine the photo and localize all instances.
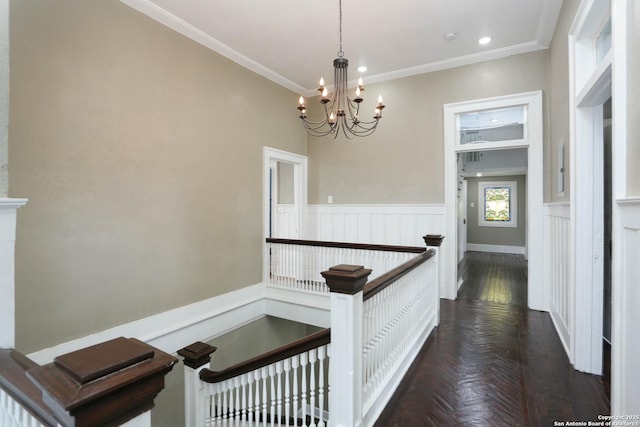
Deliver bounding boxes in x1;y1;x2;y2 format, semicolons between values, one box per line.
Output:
301;119;336;137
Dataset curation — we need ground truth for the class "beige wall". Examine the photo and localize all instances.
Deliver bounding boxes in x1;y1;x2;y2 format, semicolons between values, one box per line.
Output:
547;0;581;203
8;0;305;354
628;0;640;196
0;0;8;196
307;50;548;204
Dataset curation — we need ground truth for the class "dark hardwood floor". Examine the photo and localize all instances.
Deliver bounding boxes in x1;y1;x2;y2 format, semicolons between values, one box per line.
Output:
376;251;610;427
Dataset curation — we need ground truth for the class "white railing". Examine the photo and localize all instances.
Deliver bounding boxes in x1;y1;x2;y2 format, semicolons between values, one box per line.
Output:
362;257;437;414
0;388;48;427
265;238;423;294
206;346;329;426
184;236;443;427
182;330;330;427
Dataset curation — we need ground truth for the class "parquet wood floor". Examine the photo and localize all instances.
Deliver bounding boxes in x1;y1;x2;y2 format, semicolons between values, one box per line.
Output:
375;251;610;427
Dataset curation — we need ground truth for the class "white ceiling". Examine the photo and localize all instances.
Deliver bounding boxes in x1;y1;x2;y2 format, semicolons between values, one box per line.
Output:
121;0;563;96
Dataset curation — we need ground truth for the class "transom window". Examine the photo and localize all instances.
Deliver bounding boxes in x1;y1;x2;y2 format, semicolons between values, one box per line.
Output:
478;181;517;228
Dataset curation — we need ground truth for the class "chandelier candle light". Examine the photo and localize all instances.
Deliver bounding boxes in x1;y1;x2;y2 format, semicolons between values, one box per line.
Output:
297;0;385;139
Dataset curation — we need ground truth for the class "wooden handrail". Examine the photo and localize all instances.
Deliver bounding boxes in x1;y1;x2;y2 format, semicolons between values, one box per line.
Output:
266;238;426;254
0;349;58;426
199;328;331;383
363;249;436;301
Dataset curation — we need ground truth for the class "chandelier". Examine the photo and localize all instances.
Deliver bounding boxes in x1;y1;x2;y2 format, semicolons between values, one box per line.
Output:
297;0;385;139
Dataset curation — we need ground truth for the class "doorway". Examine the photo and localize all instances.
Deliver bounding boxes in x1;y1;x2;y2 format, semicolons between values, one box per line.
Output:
444;91;544;309
263;147;308;241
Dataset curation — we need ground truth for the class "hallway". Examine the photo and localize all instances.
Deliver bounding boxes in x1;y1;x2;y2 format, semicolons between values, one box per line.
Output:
375;251;610;426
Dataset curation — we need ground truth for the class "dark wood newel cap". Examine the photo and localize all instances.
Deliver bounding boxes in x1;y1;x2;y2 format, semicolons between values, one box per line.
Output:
27;337;177;427
178;342;217;369
321;264;372;295
424;234;445;247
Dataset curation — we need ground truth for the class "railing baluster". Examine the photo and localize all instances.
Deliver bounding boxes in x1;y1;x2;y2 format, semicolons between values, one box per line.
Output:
269;364;276;426
317;345;326;427
276;361;283;426
300;352;308;426
309;348;317;427
284;358;291;424
261;367;268;426
292;354;299;424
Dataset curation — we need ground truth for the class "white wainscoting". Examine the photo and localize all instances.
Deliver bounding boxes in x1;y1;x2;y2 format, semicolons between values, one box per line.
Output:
306;204;446;246
613;199;640;415
306;204;448;298
544;202;571;360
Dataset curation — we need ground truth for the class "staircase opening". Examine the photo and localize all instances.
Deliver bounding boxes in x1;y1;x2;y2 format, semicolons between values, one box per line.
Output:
151;316;321;427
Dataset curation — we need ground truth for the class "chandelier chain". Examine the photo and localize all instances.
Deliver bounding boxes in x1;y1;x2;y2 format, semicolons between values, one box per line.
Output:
338;0;344;57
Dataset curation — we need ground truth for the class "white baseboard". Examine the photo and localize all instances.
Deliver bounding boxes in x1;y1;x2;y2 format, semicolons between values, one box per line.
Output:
28;283;267;364
466;243;525;255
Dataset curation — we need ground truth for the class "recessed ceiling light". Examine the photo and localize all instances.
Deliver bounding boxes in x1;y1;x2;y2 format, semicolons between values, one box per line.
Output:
478;36;492;45
357;66;367;73
443;32;457;41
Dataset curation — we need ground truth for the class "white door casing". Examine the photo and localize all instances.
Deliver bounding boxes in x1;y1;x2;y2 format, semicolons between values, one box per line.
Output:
443;91;544;308
568;0;612;375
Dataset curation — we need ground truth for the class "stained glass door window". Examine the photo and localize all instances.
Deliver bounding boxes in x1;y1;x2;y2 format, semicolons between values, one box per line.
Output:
478;181;518;228
484;186;511;222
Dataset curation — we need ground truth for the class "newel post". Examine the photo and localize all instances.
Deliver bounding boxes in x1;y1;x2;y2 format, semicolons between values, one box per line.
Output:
321;264;372;427
178;342;217;427
424;234;445;323
26;337;177;427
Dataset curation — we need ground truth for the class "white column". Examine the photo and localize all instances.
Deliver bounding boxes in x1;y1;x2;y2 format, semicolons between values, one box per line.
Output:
178;342;217;427
183;365;208;427
321;264;371;427
0;198;28;349
424;234;445;325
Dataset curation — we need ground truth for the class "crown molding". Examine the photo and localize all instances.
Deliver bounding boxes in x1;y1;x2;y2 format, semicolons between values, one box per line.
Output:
120;0;309;95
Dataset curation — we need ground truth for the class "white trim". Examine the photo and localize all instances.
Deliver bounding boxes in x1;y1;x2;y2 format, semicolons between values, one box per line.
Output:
119;0;309;95
444;91;544;307
477;181;518;228
27;283;267;364
118;0;559;96
568;0;611;375
0;198;28;208
307;204;445;215
0;198;28;349
362;42;548;89
263;147;308;279
466;243;525;255
610;0;628;412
